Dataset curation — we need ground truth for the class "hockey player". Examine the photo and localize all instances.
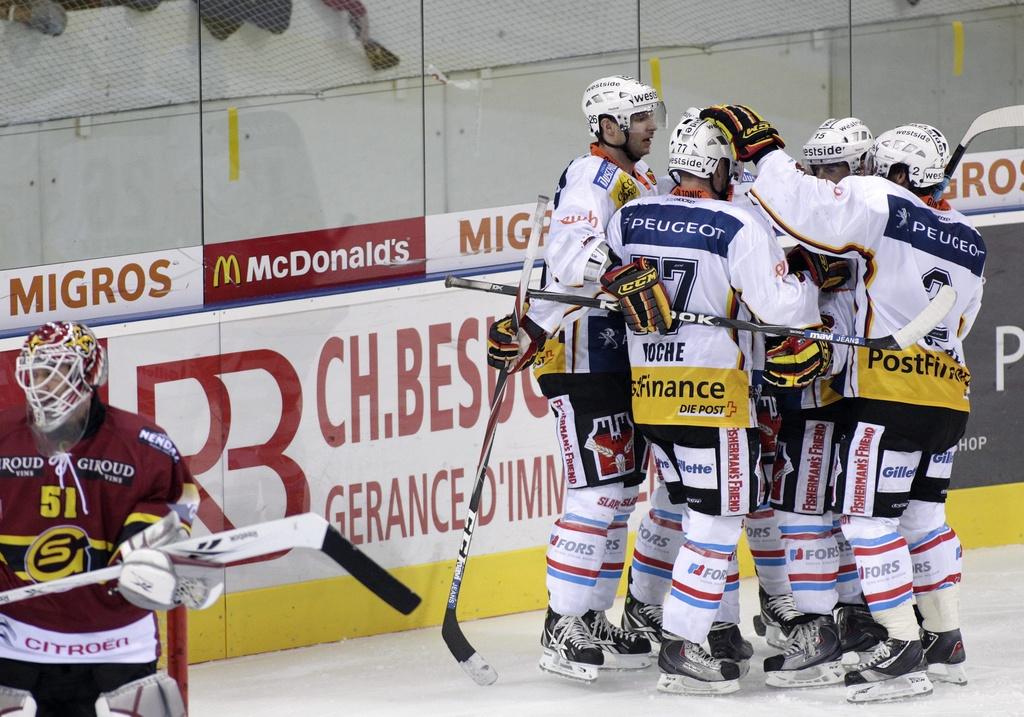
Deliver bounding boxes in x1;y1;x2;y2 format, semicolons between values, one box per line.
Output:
599;114;826;694
486;74;665;681
758;117;877;688
622;109;751;673
0;321;216;716
702;105;984;701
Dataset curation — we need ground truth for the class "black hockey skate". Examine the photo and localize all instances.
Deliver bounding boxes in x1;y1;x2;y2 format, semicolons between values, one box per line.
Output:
539;608;603;682
835;602;887;667
707;621;753;677
844;638;933;703
582;609;651;669
752;588;809;649
621;590;663;646
657;637;741;695
921;627;967;685
764;614;845;688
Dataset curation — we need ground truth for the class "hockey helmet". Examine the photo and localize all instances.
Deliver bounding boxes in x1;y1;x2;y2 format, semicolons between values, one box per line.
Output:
802;117;873;174
582;75;666;136
867;123;950;189
668;113;739;182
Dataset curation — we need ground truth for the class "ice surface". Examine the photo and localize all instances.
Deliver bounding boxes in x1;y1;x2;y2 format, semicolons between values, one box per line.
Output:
190;544;1024;716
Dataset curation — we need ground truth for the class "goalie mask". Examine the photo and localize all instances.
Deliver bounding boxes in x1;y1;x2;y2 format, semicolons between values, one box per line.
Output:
867;123;950;189
582;75;666;138
802;117;873;174
16;321;107;432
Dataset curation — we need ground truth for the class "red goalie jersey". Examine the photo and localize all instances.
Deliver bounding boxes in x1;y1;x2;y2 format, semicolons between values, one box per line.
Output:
0;398;199;664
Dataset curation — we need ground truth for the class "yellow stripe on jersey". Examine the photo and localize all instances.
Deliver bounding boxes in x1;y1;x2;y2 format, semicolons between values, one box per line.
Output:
856;345;971;412
631;366;752;427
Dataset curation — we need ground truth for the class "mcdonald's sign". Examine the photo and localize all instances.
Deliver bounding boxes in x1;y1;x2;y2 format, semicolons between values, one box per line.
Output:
203;217;425;305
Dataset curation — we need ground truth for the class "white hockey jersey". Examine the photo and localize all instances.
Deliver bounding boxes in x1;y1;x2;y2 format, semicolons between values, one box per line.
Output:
529;144;660;376
603;189;820;429
749;150;986;413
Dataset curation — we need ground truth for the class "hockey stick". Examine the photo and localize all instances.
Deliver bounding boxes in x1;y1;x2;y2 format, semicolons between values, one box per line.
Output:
445;276;956;352
442;195;548;686
934;104;1024;200
0;514;421;615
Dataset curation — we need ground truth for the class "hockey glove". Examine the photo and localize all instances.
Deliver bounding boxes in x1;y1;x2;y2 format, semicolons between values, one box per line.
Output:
787;246;850;292
699;104;784;164
600;258;673;335
119;548;224;612
487;311;547;373
763;333;833;389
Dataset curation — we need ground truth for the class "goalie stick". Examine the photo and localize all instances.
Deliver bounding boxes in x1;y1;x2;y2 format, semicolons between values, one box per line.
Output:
442;195;548;686
445;276;957;352
934;104;1024;200
0;513;420;615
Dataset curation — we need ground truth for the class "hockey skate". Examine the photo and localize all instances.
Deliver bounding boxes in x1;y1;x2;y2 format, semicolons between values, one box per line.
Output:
844;638;933;703
835;602;887;668
582;609;651;669
921;627;967;685
763;615;845;688
657;637;741;695
752;588;807;649
621;590;663;647
539;608;603;682
707;621;753;677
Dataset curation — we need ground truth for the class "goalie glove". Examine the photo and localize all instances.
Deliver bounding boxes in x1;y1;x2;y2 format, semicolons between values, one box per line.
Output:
600;258;673;335
118;548;224;612
763;333;833;389
699;104;784;164
113;511;189;563
486;311;547;373
787;246;850;292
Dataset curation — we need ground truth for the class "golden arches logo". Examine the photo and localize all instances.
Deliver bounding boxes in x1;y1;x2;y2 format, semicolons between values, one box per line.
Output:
212;254;241;287
26;525;90;582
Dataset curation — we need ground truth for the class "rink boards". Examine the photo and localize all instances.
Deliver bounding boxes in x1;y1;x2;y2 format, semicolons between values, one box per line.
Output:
0;222;1021;665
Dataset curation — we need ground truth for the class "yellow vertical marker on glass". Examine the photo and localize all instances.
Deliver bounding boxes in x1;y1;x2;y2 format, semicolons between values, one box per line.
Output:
228;107;240;181
952;21;964;77
648;56;664;103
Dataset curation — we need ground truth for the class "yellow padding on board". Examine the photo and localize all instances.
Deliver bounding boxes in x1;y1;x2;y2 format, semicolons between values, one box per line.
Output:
227;107;239;181
952;21;964;77
648;57;663;103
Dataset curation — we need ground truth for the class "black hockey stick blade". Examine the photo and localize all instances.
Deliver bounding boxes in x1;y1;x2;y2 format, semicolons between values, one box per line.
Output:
321;526;421;615
442;606;498;685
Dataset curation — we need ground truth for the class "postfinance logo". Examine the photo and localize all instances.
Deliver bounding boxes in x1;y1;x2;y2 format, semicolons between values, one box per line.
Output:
858;346;970;411
631;366;750;428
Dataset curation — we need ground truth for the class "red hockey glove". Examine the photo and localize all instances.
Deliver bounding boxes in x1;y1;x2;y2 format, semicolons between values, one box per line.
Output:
763;333;833;389
600;258;673;335
699;104;784;164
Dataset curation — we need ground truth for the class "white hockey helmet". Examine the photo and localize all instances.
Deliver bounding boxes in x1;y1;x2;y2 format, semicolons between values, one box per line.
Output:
16;321;107;431
668;114;738;181
867;123;950;188
582;75;666;136
802;117;873;173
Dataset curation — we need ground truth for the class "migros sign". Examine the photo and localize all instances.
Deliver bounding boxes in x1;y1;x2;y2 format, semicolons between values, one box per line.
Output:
1;248;203;331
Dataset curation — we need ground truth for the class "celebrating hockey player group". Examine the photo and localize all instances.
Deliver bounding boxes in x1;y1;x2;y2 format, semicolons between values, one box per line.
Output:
486;77;984;703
